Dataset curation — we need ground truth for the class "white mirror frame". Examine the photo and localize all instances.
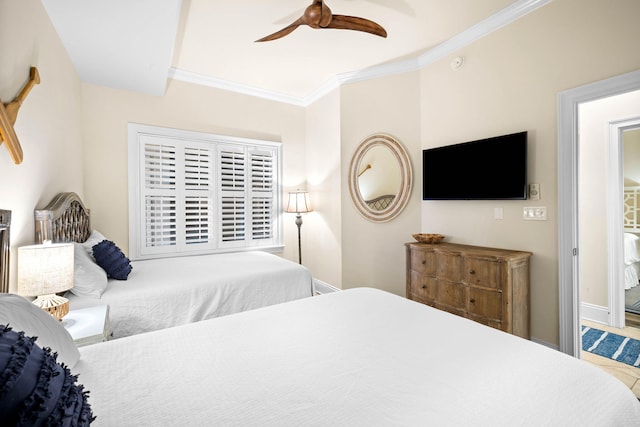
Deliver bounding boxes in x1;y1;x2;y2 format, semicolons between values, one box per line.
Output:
348;134;412;222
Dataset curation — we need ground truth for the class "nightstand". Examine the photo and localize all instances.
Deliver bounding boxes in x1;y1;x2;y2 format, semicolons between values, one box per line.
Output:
63;305;111;347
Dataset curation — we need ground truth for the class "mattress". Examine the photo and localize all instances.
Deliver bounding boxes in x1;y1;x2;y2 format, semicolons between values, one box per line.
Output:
75;288;640;426
67;251;313;338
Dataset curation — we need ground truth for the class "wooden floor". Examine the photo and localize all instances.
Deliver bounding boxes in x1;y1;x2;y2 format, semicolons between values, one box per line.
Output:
581;315;640;399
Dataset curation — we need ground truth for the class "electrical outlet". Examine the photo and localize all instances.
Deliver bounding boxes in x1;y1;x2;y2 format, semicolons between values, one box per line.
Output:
523;206;547;221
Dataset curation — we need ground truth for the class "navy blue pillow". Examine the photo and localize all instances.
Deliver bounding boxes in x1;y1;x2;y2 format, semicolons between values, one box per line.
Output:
92;240;132;280
0;325;94;426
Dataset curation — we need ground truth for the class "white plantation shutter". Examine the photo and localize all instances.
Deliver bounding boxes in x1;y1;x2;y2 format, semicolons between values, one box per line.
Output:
219;148;246;246
143;141;178;250
185;196;210;245
250;149;275;241
220;197;245;242
217;147;278;248
129;124;282;259
144;196;176;247
184;147;212;247
251;197;272;240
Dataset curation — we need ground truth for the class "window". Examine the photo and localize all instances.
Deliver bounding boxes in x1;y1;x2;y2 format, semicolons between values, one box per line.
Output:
128;124;282;260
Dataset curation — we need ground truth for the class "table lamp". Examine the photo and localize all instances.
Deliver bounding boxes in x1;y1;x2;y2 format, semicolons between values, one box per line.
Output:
284;190;313;264
18;242;74;320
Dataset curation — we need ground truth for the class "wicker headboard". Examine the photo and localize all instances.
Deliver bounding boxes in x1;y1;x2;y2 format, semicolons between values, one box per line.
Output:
365;194;395;211
0;209;11;293
34;192;91;244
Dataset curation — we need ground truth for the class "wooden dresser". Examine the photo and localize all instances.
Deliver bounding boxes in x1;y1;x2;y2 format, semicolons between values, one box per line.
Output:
405;242;531;339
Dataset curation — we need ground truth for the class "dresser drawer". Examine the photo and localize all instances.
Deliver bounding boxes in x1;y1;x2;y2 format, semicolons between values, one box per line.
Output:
410;248;436;275
464;256;502;289
467;287;502;320
410;272;437;302
435;279;466;310
436;252;462;282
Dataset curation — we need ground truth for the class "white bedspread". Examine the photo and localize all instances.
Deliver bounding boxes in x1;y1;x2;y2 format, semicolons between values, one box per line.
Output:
75;288;640;426
625;233;640;289
68;251;312;338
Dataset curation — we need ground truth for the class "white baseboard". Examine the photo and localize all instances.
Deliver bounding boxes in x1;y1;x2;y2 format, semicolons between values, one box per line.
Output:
530;337;559;351
580;302;610;325
313;279;340;296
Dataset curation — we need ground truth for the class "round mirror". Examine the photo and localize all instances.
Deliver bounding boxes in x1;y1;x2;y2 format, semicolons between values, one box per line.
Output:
348;134;412;222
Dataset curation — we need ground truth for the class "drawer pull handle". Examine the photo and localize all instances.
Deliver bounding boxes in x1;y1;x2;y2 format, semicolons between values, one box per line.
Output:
421;285;427;289
421;260;426;265
470;298;476;304
469;270;475;275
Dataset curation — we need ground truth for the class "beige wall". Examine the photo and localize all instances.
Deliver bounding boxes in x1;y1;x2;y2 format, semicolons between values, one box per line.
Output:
305;90;342;286
0;0;84;292
579;90;640;308
80;81;306;261
339;72;422;296
417;0;640;345
624;129;640;185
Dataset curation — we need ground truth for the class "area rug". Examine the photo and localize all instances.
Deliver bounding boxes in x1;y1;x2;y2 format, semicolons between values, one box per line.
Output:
581;326;640;368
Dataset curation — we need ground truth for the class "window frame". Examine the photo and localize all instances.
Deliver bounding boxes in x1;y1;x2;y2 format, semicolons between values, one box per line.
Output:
128;123;283;260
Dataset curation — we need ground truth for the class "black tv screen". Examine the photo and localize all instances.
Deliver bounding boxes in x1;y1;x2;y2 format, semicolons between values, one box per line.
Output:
422;131;527;200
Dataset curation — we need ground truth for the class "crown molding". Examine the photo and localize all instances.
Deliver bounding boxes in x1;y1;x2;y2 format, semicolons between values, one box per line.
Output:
417;0;551;68
167;68;308;106
169;0;551;107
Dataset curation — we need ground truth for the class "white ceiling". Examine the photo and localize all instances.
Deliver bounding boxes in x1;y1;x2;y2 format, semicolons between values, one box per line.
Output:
40;0;549;106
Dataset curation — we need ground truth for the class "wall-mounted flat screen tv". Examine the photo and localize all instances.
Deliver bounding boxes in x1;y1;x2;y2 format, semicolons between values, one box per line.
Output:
422;131;527;200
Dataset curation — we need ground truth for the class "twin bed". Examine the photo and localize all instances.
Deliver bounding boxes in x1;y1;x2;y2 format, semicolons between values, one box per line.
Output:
625;232;640;314
624;232;640;290
33;192;313;338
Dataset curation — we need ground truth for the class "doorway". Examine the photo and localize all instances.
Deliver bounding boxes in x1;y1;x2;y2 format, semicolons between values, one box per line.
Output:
558;69;640;357
578;97;640;329
574;89;640;399
620;125;640;319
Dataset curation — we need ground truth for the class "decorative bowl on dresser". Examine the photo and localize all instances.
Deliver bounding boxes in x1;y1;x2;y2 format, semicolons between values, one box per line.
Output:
405;242;532;339
412;233;445;244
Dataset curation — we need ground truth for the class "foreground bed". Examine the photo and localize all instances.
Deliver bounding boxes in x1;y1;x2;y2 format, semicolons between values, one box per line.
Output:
68;288;639;426
34;192;313;338
2;289;639;425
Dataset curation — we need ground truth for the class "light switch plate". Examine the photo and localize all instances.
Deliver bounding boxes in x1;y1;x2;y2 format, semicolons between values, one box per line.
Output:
523;206;547;220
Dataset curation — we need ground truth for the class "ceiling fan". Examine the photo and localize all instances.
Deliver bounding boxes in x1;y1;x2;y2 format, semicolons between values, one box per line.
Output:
256;0;387;42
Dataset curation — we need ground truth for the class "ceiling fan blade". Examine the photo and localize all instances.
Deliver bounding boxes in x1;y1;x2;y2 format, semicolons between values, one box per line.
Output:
326;15;387;38
255;18;305;42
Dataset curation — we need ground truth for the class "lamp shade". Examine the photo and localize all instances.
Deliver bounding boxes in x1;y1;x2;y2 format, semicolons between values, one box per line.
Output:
285;191;313;214
18;243;74;296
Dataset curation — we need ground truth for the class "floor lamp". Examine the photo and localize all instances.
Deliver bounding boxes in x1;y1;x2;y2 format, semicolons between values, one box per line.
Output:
285;190;313;264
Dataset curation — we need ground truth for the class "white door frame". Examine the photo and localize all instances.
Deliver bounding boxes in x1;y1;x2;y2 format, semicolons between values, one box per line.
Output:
609;117;640;329
558;69;640;356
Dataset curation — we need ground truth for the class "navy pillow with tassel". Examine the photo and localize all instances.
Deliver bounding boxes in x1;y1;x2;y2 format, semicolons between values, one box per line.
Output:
0;325;95;426
92;240;132;280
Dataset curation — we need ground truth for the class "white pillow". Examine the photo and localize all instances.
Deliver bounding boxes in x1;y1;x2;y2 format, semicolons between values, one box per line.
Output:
81;229;107;259
70;242;108;298
0;293;80;368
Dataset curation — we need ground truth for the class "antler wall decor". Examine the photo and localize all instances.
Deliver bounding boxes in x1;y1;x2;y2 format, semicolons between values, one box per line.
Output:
0;66;41;164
